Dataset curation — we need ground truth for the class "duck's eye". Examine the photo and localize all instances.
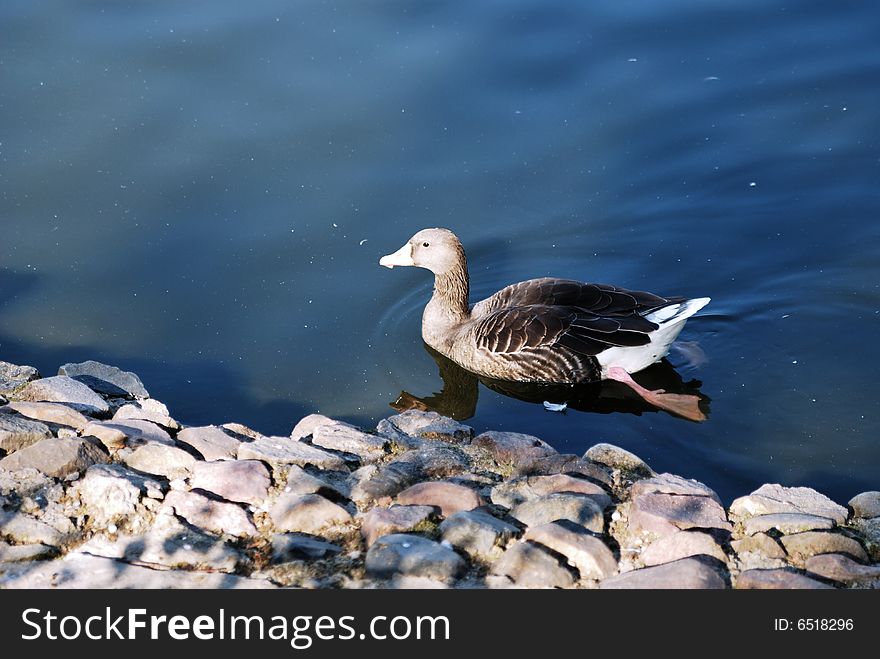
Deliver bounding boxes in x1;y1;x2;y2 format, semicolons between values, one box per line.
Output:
422;242;430;247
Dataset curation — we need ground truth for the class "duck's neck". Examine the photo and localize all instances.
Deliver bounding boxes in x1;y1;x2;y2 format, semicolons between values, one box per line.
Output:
423;257;470;352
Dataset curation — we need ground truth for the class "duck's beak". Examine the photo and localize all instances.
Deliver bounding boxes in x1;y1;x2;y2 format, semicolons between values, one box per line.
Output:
379;242;415;268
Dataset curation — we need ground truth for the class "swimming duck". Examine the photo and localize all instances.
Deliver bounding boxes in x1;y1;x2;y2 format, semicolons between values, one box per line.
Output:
380;228;710;421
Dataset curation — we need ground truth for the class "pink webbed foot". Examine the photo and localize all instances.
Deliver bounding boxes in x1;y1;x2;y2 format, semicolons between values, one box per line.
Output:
606;367;706;422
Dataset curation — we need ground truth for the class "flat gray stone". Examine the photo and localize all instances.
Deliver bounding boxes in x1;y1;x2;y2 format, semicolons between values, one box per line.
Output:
523;521;618;580
600;558;726;589
0;468;52;498
0;541;57;562
511;493;604;533
735;568;833;590
0;361;40;394
641;530;728;566
514;453;614;488
472;431;557;468
491;541;576;588
123;444;196;479
631;473;721;504
271;533;342;563
237;436;346;470
58;360;149;398
13;376;110;415
491;474;611;510
805;553;880;585
360;505;436;547
629;492;731;537
290;414;353;440
269;493;353;534
743;512;835;536
730;484;848;525
365;533;466;582
849;491;880;519
0;413;52;452
75;463;164;524
190;460;270;505
311;424;388;462
780;531;869;563
113;403;179;431
282;465;342;498
0;510;64;546
162;490;258;537
0;437;109;478
440;510;519;557
3;401;89;431
396;481;485;517
393;446;472;479
177;425;241;461
377;411;474;445
584;443;653;475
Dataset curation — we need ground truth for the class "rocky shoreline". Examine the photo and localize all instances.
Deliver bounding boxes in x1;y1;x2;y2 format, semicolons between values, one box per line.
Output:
1;359;878;589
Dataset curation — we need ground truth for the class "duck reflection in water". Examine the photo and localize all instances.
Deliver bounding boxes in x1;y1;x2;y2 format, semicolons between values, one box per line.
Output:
391;343;710;422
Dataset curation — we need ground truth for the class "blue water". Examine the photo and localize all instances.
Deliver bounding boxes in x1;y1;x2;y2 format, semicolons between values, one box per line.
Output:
1;1;878;503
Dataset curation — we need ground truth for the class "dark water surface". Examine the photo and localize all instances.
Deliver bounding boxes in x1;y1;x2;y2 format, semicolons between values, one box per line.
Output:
2;1;878;503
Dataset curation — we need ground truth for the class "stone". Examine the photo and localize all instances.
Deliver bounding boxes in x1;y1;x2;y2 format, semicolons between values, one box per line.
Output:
731;533;787;560
854;517;880;561
396;481;485;517
729;484;848;525
805;553;880;585
282;465;341;498
0;553;273;589
222;422;263;440
0;361;40;394
365;534;466;582
271;533;342;562
0;468;52;498
290;414;353;440
735;568;832;590
631;473;721;503
393;446;472;478
629;493;731;537
848;491;880;519
237;436;346;470
80;422;125;450
440;510;520;557
389;575;449;589
377;411;473;445
3;401;89;430
491;541;576;588
190;460;271;506
600;558;726;589
75;463;164;524
524;521;617;580
177;425;241;461
360;505;436;547
512;493;604;533
0;511;64;546
515;453;614;488
123;444;196;479
113;403;179;430
13;376;110;415
269;493;353;534
743;512;835;536
641;530;728;567
0;541;57;562
472;431;556;468
0;413;52;452
86;419;174;448
584;443;653;475
779;531;869;563
58;361;149;398
162;490;258;537
0;437;108;478
311;424;388;462
491;474;611;510
350;462;421;504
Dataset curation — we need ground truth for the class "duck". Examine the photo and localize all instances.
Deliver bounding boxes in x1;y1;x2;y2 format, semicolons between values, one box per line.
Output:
379;228;710;421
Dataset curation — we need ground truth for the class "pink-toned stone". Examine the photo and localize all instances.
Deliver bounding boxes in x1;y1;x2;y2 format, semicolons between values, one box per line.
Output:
472;431;557;468
3;401;89;430
631;473;721;504
396;481;484;517
805;553;880;585
524;522;617;579
162;490;257;537
600;558;726;589
730;484;847;525
629;492;731;537
189;460;271;506
779;531;869;563
177;425;241;461
269;493;353;533
360;505;436;546
641;530;728;566
734;568;832;590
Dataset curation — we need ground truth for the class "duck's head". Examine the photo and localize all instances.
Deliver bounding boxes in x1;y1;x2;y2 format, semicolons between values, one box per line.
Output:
379;228;464;275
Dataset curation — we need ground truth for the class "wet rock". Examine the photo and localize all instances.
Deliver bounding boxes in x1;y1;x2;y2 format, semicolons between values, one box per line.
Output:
730;484;848;525
490;541;576;588
629;492;731;537
3;401;89;431
58;360;149;398
113;403;179;431
779;531;869;563
641;530;728;567
0;437;108;478
162;490;258;538
190;460;270;506
511;493;604;533
360;505;436;547
472;431;556;469
311;424;388;462
0;361;40;394
123;444;196;479
393;446;472;479
0;414;52;452
491;474;611;510
631;473;721;503
282;465;342;498
440;510;519;557
271;533;342;562
523;521;617;580
396;481;485;517
177;425;241;461
0;541;57;562
805;553;880;586
377;411;473;445
515;453;613;488
365;533;465;582
269;493;353;534
734;568;832;590
600;557;726;589
237;436;346;470
0;510;63;546
743;512;835;536
848;491;880;519
584;443;653;476
75;463;164;524
731;533;787;561
13;376;110;415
